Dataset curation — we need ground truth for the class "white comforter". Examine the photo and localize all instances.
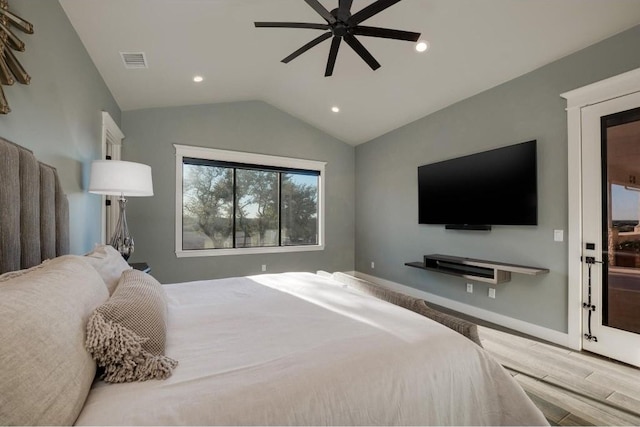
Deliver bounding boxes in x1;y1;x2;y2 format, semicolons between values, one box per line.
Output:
75;272;547;426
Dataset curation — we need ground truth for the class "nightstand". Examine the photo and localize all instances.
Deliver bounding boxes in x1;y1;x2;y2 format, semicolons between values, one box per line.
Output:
129;262;151;273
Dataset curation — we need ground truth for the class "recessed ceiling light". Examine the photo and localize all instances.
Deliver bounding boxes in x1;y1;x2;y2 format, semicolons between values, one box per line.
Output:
416;41;429;53
331;106;340;113
193;75;204;83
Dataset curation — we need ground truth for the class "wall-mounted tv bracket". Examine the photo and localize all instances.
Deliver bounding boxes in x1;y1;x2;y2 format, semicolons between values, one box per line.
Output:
582;251;602;342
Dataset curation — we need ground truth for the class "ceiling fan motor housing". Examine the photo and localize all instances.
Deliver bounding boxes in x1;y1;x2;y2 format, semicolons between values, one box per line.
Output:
254;0;421;76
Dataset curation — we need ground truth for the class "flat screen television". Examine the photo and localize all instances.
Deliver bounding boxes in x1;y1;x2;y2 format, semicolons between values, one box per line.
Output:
418;140;537;229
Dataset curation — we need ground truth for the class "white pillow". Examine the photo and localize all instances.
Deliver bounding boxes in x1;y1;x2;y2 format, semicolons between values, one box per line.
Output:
0;256;109;425
84;244;132;294
0;259;50;282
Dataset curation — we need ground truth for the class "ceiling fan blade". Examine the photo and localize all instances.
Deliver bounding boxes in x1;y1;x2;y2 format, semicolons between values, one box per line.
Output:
344;34;381;71
325;37;342;77
353;26;420;42
349;0;403;25
338;0;354;20
304;0;336;24
282;32;333;63
255;22;330;30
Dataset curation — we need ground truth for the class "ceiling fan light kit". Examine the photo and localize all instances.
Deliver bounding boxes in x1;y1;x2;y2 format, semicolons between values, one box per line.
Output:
255;0;420;77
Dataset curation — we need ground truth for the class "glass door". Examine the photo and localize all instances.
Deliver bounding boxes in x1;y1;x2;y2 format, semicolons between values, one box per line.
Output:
604;108;640;337
581;91;640;368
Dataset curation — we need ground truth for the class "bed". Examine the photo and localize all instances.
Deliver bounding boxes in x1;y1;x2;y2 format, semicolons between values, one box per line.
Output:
0;137;547;426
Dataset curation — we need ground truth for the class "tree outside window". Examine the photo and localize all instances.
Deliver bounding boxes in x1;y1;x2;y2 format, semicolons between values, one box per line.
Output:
181;160;319;251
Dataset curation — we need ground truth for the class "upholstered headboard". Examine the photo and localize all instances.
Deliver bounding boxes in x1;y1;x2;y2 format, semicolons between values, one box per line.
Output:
0;137;69;274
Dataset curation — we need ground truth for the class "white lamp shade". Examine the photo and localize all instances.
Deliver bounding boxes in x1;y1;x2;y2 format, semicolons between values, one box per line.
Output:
89;160;154;197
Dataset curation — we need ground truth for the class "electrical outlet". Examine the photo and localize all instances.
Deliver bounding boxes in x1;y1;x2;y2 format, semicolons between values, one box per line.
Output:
488;288;496;299
261;264;267;272
466;283;473;293
371;261;375;269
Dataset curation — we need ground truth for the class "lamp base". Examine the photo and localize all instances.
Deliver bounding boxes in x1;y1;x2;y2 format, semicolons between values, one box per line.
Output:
110;197;134;260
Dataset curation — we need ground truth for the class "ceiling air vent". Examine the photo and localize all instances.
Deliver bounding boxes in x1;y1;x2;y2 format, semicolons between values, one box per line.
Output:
120;52;148;69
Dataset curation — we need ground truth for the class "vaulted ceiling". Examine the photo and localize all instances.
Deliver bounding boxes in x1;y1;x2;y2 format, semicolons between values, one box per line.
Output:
59;0;640;145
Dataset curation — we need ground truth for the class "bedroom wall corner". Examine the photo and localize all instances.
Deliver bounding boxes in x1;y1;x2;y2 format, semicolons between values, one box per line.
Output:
0;0;121;254
121;101;355;283
353;24;640;335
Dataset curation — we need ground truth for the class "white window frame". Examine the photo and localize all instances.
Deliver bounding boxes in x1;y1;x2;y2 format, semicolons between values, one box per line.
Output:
174;144;326;257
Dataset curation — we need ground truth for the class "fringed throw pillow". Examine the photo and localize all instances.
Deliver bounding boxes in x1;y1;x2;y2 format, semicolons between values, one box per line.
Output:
86;269;178;383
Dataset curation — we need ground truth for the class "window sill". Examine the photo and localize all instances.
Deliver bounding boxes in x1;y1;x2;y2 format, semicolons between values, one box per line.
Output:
175;244;324;258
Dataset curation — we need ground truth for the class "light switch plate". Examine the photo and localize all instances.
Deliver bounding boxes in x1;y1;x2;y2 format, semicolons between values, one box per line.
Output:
554;229;564;242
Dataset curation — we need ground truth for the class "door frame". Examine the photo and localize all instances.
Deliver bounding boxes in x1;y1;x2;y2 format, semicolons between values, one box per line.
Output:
100;111;124;245
561;67;640;351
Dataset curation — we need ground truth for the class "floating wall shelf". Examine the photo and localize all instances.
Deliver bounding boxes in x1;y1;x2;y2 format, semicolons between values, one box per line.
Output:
405;254;549;285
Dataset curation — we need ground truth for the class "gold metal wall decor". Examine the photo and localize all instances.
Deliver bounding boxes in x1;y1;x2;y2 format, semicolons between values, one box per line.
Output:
0;0;33;114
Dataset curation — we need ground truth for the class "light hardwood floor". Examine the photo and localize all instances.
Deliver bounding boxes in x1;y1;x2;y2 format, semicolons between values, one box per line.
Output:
478;326;640;426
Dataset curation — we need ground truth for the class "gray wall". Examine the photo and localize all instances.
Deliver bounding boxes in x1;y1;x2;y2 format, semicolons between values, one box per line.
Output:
121;101;355;283
2;1;637;335
355;25;640;333
0;0;120;254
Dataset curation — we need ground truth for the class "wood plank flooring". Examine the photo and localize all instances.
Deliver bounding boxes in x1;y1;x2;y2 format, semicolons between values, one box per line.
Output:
478;326;640;426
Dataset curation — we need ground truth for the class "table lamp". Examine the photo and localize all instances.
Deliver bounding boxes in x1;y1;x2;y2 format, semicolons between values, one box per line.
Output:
89;160;153;260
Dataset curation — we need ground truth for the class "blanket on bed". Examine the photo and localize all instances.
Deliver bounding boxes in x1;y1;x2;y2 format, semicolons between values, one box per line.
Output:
75;272;546;426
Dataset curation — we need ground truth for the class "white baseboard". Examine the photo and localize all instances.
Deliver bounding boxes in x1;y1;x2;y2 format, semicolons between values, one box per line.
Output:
345;270;578;350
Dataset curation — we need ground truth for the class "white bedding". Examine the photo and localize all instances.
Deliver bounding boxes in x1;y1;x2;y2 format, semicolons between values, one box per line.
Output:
75;272;547;426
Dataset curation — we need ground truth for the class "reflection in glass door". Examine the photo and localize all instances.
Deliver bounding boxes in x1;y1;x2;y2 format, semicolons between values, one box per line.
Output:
603;107;640;336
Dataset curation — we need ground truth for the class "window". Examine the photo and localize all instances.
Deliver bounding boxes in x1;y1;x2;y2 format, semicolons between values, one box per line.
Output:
175;145;325;257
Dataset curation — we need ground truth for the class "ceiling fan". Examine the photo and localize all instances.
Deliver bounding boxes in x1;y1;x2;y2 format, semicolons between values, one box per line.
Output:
255;0;421;77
